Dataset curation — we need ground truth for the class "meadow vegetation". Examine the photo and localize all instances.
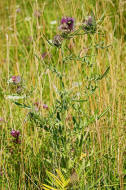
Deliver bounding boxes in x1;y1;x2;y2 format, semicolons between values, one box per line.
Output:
0;0;126;189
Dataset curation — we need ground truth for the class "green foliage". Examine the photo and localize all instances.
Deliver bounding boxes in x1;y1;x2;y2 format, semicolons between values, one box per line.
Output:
43;169;70;190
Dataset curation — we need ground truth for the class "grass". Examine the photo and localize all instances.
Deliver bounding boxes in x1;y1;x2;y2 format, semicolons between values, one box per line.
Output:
0;0;126;189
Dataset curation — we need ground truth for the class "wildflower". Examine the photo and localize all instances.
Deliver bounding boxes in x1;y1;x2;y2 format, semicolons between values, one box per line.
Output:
11;130;21;144
53;35;63;47
43;104;48;109
11;130;20;138
10;75;21;84
34;101;41;111
59;17;75;33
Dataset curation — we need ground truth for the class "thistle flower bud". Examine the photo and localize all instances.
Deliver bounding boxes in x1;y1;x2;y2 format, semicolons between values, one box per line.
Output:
82;15;96;32
11;130;21;144
53;35;63;47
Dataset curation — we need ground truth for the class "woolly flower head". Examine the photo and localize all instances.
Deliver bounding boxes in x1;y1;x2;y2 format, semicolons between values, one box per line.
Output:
11;130;20;138
59;17;75;33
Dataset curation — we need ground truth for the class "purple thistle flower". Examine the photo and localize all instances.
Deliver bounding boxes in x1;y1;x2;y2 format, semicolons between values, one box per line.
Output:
11;76;21;84
59;17;75;33
11;130;21;144
11;130;20;138
43;104;48;109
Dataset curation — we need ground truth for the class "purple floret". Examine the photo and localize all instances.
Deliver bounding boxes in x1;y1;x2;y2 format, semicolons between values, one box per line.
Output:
61;17;74;30
43;104;48;109
11;76;21;84
59;17;75;33
11;130;20;138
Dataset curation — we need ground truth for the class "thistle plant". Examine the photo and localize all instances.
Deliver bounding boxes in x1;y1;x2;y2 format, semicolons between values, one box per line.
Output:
8;10;111;189
40;11;111;188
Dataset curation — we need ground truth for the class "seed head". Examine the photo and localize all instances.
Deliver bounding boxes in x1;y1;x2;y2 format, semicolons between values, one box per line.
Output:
53;35;63;47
